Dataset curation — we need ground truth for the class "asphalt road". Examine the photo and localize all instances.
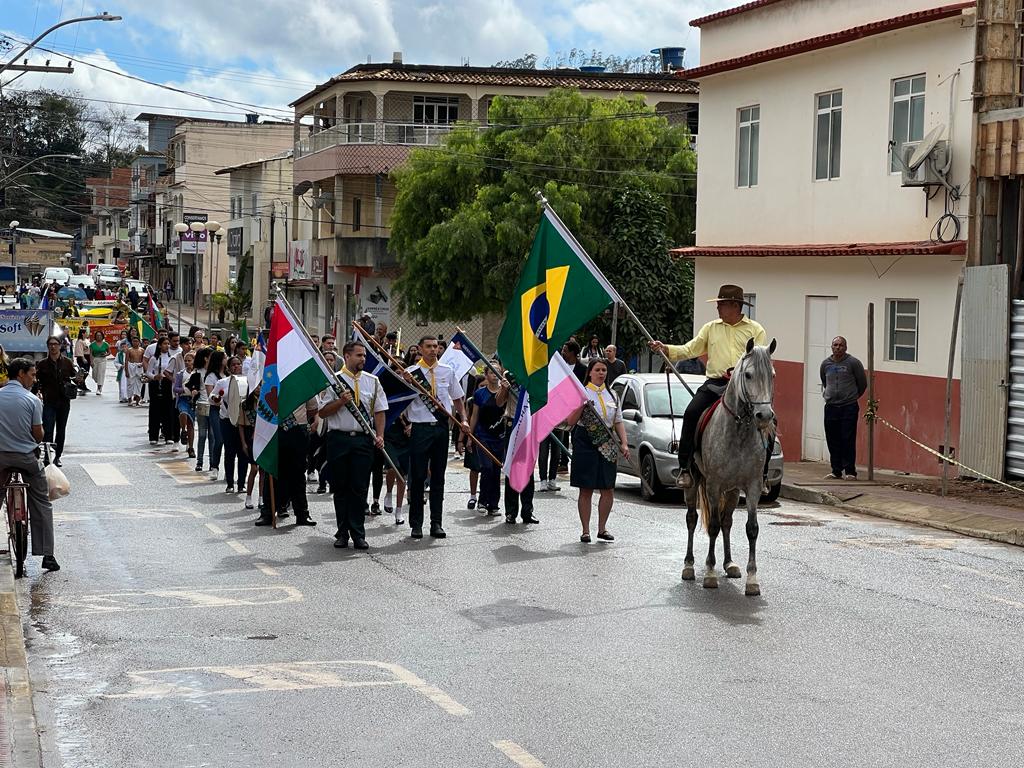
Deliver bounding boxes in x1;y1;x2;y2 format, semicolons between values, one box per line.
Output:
17;377;1024;768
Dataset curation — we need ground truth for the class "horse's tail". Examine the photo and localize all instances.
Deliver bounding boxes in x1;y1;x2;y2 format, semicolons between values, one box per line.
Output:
697;481;711;532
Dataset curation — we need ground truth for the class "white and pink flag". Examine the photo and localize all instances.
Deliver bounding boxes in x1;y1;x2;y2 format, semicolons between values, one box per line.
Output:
503;352;587;492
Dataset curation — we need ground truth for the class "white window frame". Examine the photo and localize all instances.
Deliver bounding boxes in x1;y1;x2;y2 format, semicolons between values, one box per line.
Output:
251;192;259;216
890;74;926;173
814;90;842;181
737;105;760;188
886;298;919;362
743;293;757;321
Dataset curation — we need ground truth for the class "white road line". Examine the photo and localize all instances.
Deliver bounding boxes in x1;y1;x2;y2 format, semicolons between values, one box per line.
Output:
492;741;546;767
204;523;225;536
58;585;303;614
254;562;280;577
383;663;472;716
186;509;206;518
81;463;130;487
226;540;251;555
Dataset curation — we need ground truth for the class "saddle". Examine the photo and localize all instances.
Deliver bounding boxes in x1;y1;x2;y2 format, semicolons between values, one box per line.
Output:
693;375;730;457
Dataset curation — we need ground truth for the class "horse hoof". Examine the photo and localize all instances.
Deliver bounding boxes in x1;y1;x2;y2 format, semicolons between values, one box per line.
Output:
725;563;742;579
745;583;761;596
681;565;695;581
703;575;719;589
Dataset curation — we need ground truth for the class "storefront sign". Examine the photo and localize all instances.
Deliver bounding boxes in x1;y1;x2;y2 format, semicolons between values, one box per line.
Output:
0;309;52;353
310;255;326;284
288;240;310;281
227;227;243;257
180;212;209;254
359;277;391;325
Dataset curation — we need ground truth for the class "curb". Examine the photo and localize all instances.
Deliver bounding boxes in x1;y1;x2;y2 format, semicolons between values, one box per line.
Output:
780;482;1024;548
0;553;42;768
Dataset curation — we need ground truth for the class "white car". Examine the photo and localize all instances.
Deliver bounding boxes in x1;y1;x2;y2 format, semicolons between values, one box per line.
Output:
94;265;123;288
42;267;74;284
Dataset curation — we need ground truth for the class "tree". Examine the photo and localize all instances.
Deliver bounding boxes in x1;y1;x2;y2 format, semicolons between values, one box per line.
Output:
389;89;696;346
212;280;252;328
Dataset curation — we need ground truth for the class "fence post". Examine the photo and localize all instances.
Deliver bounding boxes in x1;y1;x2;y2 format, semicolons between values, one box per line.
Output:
867;302;875;481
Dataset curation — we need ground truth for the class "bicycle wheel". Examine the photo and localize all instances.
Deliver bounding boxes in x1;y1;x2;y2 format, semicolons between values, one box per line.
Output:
13;520;27;579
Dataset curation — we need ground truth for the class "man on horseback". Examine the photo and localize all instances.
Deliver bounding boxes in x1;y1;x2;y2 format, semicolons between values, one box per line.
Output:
649;284;766;490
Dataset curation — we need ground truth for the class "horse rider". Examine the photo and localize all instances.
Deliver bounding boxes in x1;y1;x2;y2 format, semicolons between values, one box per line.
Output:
649;284;767;490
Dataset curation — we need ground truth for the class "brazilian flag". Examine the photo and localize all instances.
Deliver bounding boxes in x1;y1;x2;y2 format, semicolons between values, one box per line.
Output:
129;310;157;341
497;208;618;412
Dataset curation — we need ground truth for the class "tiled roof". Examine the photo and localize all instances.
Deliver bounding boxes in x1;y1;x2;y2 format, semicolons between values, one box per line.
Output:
691;0;788;27
290;63;698;107
671;241;968;258
679;2;974;79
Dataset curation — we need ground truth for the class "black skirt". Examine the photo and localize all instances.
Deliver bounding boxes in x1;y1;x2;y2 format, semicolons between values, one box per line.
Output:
569;426;617;490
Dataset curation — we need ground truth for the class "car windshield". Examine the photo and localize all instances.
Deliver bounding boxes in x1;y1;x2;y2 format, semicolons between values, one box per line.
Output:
644;382;694;418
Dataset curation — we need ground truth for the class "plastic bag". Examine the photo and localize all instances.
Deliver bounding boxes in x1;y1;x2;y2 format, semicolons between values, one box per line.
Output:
45;463;70;500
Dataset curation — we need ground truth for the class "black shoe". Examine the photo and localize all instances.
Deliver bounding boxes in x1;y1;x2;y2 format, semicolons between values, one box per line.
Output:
505;515;516;524
315;485;327;494
294;515;317;526
430;525;447;539
333;538;348;548
522;515;540;524
53;457;62;468
353;538;369;550
411;527;423;539
370;502;381;516
254;517;273;527
41;555;60;571
278;509;291;519
225;485;235;494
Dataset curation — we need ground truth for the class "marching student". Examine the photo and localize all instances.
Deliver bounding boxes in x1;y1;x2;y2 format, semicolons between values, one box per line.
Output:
567;358;629;543
468;364;509;516
402;335;470;540
383;414;412;525
318;341;388;550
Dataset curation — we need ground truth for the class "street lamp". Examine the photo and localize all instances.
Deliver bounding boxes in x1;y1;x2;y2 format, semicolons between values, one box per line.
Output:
174;222;189;333
204;221;222;329
0;154;81;184
1;14;122;75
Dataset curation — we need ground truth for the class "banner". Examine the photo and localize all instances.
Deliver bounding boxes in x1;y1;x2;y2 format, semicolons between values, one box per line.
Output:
0;309;53;353
359;277;391;325
288;240;310;281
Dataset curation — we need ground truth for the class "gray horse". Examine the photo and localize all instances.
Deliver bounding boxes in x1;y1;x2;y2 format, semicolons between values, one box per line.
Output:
681;338;777;596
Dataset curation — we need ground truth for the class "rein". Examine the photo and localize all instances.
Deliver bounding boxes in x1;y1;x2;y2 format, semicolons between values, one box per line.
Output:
722;354;774;427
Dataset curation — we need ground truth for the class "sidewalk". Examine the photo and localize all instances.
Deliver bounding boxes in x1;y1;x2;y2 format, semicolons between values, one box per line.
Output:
0;552;42;766
781;461;1024;547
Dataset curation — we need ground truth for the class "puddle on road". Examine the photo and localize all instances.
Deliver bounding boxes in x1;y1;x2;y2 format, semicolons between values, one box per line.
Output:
769;519;825;527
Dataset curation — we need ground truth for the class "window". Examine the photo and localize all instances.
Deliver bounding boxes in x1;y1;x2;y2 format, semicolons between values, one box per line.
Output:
413;95;459;125
621;386;640;413
737;105;760;187
235;196;243;218
251;192;259;215
887;299;919;362
815;90;842;180
743;293;757;320
890;75;925;172
229;198;236;219
352;197;362;232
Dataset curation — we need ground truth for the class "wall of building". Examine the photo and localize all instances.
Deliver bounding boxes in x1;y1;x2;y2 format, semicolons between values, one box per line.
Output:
693;254;963;475
695;18;974;247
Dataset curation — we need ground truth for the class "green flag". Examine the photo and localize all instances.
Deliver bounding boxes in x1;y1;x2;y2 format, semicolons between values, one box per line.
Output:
240;319;250;345
129;310;157;341
497;207;620;412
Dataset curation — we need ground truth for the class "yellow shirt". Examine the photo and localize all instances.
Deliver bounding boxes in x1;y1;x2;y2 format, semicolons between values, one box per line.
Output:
665;316;767;378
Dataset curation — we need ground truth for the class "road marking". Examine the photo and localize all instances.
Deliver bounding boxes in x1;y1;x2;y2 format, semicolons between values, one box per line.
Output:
186;509;206;518
58;585;303;614
204;523;225;536
492;741;546;768
982;593;1024;610
54;508;203;521
157;460;208;485
81;463;130;486
254;562;280;577
105;660;471;716
226;540;251;555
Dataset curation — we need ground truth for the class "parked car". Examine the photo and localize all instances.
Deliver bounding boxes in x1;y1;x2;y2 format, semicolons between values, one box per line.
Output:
609;373;784;502
94;264;123;288
42;266;74;285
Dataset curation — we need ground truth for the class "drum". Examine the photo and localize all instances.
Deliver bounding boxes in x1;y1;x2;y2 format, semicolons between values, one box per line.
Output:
226;374;249;426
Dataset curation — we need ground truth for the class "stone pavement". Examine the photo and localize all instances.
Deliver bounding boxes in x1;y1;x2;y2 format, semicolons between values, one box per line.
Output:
0;550;41;767
781;460;1024;547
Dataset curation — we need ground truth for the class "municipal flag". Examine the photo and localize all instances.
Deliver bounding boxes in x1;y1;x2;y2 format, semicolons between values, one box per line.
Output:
357;332;417;429
450;330;484;363
503;352;588;492
440;342;474;382
253;299;335;476
497;207;620;412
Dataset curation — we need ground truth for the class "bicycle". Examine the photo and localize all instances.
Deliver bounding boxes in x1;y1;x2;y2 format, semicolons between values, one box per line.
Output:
1;468;30;579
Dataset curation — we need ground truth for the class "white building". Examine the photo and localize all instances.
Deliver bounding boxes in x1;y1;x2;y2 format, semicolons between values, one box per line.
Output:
677;0;974;476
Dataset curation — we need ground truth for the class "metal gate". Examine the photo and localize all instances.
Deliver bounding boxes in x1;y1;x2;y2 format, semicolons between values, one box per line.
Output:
960;265;1010;479
1006;298;1024;478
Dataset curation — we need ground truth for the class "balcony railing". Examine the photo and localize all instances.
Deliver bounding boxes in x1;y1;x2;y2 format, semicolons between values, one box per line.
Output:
296;121;456;158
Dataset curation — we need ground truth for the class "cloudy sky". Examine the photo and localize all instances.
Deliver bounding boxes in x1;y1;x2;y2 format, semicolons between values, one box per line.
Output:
1;0;736;121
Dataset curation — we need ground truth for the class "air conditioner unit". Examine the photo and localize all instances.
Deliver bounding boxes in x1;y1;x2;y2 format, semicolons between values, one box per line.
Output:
901;140;948;187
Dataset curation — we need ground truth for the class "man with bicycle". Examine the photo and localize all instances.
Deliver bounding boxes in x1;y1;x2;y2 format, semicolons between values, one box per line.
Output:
0;358;59;571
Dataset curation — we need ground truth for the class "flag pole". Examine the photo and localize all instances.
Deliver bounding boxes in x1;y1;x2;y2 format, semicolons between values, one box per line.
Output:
271;286;407;485
355;321;504;469
455;325;573;462
534;192;696;397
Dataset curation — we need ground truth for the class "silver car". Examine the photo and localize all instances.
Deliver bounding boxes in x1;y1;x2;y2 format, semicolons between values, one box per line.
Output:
609;373;784;502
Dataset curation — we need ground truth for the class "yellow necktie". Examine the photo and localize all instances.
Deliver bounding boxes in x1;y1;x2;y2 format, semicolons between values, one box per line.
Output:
419;361;436;395
586;383;607;419
342;367;360;402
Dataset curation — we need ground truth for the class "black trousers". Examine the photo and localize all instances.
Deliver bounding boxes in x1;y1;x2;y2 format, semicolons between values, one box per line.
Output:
503;431;535;519
328;431;374;541
538;434;561;481
220;416;247;489
824;402;859;476
148;380;175;442
408;421;450;529
371;448;386;500
678;378;727;469
273;426;310;518
42;400;71;459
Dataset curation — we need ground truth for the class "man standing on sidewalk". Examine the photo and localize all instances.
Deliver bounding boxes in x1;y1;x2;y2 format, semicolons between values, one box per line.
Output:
820;336;867;480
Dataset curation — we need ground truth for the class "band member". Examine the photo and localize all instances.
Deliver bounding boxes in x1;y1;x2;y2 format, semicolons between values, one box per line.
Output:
567;359;629;543
318;341;388;550
403;335;470;539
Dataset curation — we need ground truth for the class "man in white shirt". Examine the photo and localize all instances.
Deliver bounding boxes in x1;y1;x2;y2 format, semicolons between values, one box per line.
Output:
317;341;388;550
403;335;470;540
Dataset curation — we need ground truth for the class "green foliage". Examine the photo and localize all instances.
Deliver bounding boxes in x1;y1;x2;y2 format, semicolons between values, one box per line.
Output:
389;89;696;349
211;281;252;325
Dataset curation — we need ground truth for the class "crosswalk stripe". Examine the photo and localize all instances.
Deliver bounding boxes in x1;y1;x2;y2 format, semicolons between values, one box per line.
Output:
81;463;130;487
157;460;208;485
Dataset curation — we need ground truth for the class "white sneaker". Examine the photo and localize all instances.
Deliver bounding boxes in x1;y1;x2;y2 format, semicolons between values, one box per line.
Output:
245;494;254;509
547;480;559;492
209;468;219;480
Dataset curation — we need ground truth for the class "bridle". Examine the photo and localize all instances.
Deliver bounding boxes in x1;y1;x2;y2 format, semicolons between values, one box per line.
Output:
721;353;774;427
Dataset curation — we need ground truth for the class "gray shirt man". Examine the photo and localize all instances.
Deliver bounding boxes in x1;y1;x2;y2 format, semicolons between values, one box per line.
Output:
820;353;867;406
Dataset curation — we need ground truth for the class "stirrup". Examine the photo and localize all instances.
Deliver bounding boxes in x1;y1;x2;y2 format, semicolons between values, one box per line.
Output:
674;469;694;489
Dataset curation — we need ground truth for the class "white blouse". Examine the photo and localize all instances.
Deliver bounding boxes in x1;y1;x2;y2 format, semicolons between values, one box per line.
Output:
585;384;622;429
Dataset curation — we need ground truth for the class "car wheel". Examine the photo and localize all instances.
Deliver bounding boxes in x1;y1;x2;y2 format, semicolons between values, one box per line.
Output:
761;482;781;503
640;451;665;502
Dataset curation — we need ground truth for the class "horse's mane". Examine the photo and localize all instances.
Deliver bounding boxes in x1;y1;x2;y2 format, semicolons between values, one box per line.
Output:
738;344;774;379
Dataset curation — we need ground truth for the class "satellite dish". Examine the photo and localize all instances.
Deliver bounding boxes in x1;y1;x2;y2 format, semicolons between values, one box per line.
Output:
293;180;313;196
908;124;945;171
